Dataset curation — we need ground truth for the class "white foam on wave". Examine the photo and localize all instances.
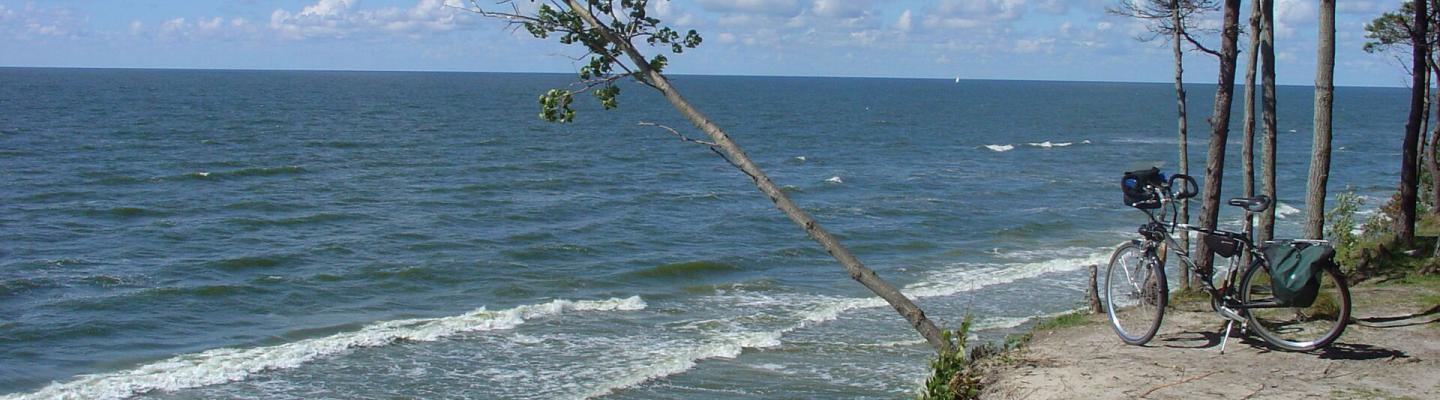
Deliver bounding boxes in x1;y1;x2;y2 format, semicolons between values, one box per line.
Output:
906;251;1110;299
1027;141;1072;148
581;250;1111;397
575;330;783;399
1275;202;1301;219
6;296;646;400
825;176;843;184
984;144;1014;152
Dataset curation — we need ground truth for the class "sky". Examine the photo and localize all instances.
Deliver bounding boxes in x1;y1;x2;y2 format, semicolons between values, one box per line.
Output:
0;0;1422;87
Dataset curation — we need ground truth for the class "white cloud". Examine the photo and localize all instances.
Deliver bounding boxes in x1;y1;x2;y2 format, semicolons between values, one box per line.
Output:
923;0;1030;30
897;9;913;32
1336;1;1389;15
811;0;876;19
1014;37;1055;54
1274;0;1316;39
651;0;696;27
0;2;90;39
269;0;469;39
1035;0;1068;14
694;0;805;18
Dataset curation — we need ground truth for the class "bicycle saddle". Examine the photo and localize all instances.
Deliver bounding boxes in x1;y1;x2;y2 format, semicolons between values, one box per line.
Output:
1227;195;1271;213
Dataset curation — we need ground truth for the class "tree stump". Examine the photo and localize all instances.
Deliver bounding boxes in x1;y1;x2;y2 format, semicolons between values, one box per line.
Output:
1087;264;1103;314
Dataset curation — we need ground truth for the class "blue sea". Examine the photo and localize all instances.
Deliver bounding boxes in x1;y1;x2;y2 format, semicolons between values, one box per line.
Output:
0;68;1410;399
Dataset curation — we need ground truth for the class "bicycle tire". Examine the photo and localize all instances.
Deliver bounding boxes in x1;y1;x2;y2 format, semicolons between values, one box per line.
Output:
1240;260;1350;351
1104;241;1168;345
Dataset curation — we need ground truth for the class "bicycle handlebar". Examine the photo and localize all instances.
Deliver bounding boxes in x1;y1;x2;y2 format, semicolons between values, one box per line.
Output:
1169;174;1198;199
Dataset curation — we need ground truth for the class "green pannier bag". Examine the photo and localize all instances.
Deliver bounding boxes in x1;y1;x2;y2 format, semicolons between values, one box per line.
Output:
1259;241;1333;307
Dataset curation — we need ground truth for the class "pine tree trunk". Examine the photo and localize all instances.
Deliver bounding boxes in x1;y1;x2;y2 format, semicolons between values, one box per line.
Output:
1431;2;1440;218
562;1;953;354
1195;0;1243;272
1431;59;1440;217
1401;0;1429;248
1172;0;1192;290
1257;0;1279;245
1304;0;1336;241
1241;0;1261;266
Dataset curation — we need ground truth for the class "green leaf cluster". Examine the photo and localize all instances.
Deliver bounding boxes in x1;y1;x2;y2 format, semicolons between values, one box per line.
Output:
520;1;703;123
538;89;576;123
1327;189;1364;266
1362;1;1438;54
917;316;982;400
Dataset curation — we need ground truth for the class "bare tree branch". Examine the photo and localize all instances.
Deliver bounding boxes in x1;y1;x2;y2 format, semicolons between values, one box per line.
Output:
1183;29;1222;57
638;121;717;147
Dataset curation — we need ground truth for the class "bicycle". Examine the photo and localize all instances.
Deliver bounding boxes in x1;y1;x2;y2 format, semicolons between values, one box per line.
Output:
1104;167;1351;352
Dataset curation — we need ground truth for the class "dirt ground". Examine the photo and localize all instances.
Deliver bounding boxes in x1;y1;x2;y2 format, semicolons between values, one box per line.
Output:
982;283;1440;399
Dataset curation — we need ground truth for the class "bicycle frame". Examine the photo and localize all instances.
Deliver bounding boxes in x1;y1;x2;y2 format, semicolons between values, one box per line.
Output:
1132;183;1277;311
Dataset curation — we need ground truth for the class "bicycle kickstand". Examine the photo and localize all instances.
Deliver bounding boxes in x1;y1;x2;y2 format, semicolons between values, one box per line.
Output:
1219;320;1234;354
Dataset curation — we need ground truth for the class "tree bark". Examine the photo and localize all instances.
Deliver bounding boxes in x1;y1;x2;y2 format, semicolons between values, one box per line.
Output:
1195;0;1243;272
1401;0;1429;248
1241;0;1261;265
562;1;953;353
1257;0;1279;245
1172;0;1193;290
1431;59;1440;218
1431;1;1440;219
1304;0;1336;240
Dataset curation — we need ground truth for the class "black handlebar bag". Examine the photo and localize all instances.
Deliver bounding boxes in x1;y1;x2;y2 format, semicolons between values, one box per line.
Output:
1121;167;1165;209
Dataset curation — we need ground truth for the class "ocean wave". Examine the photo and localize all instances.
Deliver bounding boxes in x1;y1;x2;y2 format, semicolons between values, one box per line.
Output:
226;213;366;229
575;330;784;399
3;296;647;400
905;251;1110;299
229;165;306;177
0;278;53;297
91;175;149;186
1026;141;1072;148
81;206;168;219
825;176;844;184
205;255;293;271
629;261;742;280
1275;202;1301;219
983;144;1014;152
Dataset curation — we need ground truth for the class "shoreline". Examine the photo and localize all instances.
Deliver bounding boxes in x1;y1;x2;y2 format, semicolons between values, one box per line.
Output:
980;278;1440;399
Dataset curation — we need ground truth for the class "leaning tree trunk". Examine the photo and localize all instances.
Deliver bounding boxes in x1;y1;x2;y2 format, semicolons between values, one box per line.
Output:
1172;0;1193;290
1304;0;1336;241
1241;0;1261;266
1195;0;1244;272
563;1;952;353
1257;0;1279;245
1401;0;1429;248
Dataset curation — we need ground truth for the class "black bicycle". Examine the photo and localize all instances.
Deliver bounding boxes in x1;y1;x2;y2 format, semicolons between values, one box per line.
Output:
1106;167;1350;352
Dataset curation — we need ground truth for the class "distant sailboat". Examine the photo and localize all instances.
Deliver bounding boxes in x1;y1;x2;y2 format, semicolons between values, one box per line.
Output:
954;75;961;83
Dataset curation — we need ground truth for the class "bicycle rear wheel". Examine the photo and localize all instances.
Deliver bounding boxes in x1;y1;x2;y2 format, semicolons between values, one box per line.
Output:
1240;260;1350;351
1104;241;1168;345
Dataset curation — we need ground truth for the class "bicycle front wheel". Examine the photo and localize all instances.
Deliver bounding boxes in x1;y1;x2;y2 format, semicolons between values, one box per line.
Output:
1104;241;1168;345
1240;260;1351;351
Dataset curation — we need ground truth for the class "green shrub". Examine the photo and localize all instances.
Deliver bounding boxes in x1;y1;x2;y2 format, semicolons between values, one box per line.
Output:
1327;189;1362;265
917;316;983;400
